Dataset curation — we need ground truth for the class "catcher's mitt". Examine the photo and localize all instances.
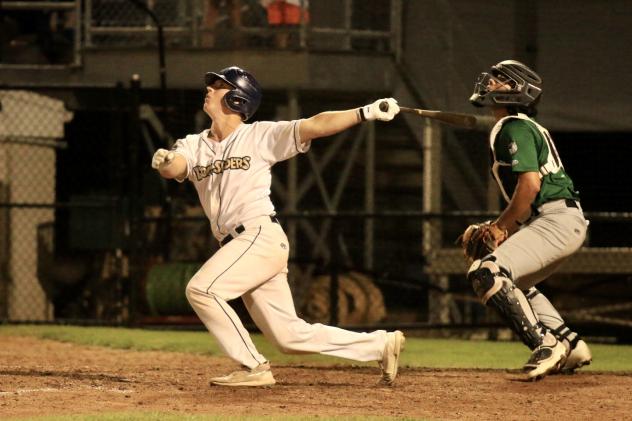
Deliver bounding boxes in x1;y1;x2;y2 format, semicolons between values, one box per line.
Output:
456;221;508;262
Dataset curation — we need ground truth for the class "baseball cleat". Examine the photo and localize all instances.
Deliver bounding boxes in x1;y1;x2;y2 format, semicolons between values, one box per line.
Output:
560;339;592;373
379;330;405;386
210;362;276;387
523;340;566;380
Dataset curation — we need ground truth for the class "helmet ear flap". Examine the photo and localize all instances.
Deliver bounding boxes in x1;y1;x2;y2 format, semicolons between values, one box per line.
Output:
223;91;249;121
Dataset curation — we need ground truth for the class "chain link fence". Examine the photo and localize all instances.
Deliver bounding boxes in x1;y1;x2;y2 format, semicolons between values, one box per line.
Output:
0;87;137;323
2;85;631;342
0;90;70;320
84;0;398;51
1;0;399;68
132;90;632;340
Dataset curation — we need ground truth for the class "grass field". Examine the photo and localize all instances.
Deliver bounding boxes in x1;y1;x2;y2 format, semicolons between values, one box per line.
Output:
2;324;632;371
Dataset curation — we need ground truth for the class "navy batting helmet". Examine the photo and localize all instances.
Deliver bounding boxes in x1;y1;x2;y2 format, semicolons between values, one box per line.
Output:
205;66;262;121
469;60;542;108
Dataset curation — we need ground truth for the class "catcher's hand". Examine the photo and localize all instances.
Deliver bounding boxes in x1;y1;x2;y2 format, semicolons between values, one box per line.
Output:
456;221;508;262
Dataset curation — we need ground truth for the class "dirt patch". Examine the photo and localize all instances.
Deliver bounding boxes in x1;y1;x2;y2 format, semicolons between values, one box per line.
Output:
1;337;631;420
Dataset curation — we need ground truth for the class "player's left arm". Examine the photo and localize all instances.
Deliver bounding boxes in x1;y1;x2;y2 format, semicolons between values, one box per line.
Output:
298;98;399;143
495;171;540;235
493;120;541;235
151;149;188;179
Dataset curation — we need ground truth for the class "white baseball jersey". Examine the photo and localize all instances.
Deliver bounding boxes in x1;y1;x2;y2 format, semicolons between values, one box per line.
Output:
172;120;310;241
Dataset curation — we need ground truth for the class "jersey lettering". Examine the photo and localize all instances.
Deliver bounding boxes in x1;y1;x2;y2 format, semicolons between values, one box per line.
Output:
193;156;251;181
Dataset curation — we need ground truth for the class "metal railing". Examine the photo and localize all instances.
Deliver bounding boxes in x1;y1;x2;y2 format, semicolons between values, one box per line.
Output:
83;0;400;52
2;0;401;67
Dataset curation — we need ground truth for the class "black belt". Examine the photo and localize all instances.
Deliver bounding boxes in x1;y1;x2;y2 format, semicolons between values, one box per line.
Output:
220;215;280;247
531;198;579;217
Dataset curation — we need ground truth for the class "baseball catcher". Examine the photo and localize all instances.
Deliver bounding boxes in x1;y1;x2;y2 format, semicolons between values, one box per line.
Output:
463;60;592;380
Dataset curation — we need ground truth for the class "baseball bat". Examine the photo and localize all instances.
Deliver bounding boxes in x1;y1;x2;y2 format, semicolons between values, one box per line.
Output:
379;101;491;130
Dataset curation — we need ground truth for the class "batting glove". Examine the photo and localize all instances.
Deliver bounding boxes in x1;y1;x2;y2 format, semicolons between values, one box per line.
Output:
359;98;400;122
151;148;175;169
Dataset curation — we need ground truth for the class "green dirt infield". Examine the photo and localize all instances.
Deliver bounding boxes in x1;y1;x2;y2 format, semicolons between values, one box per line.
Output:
2;324;632;371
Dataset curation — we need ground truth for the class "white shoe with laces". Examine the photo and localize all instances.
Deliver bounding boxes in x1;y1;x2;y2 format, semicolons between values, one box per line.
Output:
523;340;567;380
210;362;276;387
561;339;592;372
379;330;405;386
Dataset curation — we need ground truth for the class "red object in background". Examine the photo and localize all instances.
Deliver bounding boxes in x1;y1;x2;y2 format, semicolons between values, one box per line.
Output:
267;0;309;26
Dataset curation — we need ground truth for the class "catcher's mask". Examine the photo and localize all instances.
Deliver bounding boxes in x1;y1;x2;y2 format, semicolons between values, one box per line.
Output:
469;60;542;109
205;66;262;121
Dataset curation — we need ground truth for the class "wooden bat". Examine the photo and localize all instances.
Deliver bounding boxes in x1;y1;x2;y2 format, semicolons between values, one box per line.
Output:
379;101;493;130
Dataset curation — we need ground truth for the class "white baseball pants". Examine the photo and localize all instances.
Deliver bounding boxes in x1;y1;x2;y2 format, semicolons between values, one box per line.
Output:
185;215;387;369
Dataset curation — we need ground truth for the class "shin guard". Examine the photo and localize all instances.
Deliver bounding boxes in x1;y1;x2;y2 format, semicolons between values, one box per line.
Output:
468;258;543;349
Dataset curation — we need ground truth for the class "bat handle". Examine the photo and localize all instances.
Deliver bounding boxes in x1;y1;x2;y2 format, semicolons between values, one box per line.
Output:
379;100;389;112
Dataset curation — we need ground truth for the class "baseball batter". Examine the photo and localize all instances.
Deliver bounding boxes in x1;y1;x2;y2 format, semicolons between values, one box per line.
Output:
465;60;592;379
151;66;405;387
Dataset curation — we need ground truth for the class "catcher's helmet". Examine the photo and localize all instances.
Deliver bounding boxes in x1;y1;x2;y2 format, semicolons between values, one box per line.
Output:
205;66;262;121
469;60;542;108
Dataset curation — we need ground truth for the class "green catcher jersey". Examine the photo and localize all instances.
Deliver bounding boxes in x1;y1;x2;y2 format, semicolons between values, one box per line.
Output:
489;113;579;207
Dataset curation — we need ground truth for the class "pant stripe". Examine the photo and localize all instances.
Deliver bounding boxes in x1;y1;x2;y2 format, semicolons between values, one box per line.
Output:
206;226;262;294
213;295;262;365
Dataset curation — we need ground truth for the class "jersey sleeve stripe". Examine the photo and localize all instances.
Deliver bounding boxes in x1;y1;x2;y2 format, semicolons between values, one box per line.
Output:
293;119;300;153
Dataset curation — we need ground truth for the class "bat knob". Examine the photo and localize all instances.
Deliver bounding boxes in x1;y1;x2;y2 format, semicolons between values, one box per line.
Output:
379;101;389;112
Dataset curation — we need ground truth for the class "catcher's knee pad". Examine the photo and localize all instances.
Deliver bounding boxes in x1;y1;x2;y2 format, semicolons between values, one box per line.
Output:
467;257;542;349
467;256;510;304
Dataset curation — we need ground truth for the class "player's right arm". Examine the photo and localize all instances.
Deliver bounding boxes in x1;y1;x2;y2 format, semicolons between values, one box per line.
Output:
299;98;399;143
151;149;187;180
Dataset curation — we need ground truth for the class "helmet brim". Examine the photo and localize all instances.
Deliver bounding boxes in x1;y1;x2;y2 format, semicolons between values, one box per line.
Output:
204;72;237;88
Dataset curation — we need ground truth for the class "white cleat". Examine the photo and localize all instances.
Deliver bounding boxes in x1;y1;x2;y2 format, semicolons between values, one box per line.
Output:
379;330;405;386
561;339;592;373
210;362;276;387
524;340;567;380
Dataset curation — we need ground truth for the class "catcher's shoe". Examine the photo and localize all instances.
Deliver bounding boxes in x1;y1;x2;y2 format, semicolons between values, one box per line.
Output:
379;330;405;386
210;362;275;387
561;339;592;373
523;340;566;380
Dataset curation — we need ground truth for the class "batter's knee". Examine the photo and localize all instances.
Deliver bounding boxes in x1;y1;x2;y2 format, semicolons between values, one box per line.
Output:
270;320;314;354
184;277;212;306
184;279;196;301
467;256;512;304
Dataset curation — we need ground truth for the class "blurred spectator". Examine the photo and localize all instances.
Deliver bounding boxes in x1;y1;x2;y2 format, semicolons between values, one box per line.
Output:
1;10;51;64
201;0;267;48
261;0;309;49
0;8;74;65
